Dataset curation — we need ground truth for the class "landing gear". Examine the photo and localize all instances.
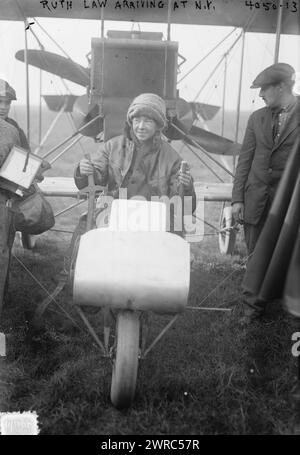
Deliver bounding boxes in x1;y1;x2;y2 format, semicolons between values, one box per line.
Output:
218;206;236;255
110;310;140;409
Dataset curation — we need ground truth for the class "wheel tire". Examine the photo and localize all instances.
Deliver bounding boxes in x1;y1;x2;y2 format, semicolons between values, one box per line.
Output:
111;310;140;409
218;206;236;255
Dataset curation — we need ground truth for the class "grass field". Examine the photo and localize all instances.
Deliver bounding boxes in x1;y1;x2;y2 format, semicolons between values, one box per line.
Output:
0;107;299;435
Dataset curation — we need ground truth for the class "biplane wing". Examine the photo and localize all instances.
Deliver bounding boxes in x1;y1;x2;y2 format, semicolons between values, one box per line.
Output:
194;181;232;201
2;0;298;239
0;0;299;34
38;176;233;201
9;0;298;160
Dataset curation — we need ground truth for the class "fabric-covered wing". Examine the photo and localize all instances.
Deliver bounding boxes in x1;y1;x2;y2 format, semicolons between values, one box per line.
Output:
1;0;299;35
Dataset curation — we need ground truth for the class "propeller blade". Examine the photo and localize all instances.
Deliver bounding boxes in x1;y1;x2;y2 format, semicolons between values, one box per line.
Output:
188;125;241;156
166;119;241;156
75;96;133;141
42;94;78;112
15;50;90;87
175;98;194;132
71;95;130;139
165;98;223;145
189;102;220;121
72;94;103;137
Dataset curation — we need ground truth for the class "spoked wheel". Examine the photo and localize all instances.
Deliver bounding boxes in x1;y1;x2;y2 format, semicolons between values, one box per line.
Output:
111;310;140;409
218;206;236;255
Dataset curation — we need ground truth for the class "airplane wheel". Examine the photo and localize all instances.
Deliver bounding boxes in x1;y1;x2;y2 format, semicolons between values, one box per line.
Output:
111;310;140;409
20;233;37;250
218;206;236;255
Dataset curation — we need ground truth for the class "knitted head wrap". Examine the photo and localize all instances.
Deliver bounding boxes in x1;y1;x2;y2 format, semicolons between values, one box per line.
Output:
127;93;167;129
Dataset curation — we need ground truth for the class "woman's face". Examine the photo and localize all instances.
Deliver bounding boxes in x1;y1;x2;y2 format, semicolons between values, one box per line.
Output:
132;116;159;143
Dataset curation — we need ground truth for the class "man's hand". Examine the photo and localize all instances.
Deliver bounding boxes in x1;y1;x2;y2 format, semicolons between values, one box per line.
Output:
232;202;245;224
35;159;51;182
178;164;192;188
79;158;94;176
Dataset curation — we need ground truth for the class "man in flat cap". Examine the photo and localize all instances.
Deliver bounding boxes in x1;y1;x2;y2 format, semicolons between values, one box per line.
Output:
231;63;300;322
0;79;30;317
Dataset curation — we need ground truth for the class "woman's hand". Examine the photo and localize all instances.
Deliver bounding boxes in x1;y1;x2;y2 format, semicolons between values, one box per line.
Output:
79;158;94;176
178;164;192;188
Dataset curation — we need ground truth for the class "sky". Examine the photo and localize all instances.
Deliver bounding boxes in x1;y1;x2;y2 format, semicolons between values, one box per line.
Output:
0;17;299;115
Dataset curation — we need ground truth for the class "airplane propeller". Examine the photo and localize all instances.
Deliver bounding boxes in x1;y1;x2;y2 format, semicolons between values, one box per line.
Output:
16;48;241;155
15;49;89;87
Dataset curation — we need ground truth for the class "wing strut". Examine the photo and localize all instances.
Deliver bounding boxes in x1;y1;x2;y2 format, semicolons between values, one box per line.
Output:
177;27;237;85
274;0;284;63
221;52;228;137
163;0;173;99
12;1;31;145
26;18;91;154
167;0;172;40
24;19;30;145
193;29;246;102
99;4;105;117
233;10;259;171
233;29;246;171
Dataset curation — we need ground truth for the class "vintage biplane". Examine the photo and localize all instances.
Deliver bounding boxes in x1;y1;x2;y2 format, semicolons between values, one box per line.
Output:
0;0;299;408
2;0;299;252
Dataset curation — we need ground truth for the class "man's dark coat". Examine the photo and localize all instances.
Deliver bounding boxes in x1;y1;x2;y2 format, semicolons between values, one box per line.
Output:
232;96;300;225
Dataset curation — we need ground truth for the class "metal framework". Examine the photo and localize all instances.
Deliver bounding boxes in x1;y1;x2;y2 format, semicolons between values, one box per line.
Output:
7;1;290;375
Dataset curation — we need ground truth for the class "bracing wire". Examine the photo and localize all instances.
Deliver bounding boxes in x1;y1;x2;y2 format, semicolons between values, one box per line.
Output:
177;27;237;84
33;18;90;85
26;20;89;157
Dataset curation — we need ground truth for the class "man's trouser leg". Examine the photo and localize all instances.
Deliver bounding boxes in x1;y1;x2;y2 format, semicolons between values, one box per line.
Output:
242;208;269;320
0;194;15;318
244;222;265;258
243;200;270;257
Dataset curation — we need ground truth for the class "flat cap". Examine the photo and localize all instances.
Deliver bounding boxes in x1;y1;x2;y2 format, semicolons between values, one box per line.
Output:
0;79;16;100
251;63;295;89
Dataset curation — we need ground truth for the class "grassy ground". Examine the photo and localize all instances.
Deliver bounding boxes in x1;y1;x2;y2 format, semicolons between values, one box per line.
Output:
0;108;299;435
0;212;299;435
